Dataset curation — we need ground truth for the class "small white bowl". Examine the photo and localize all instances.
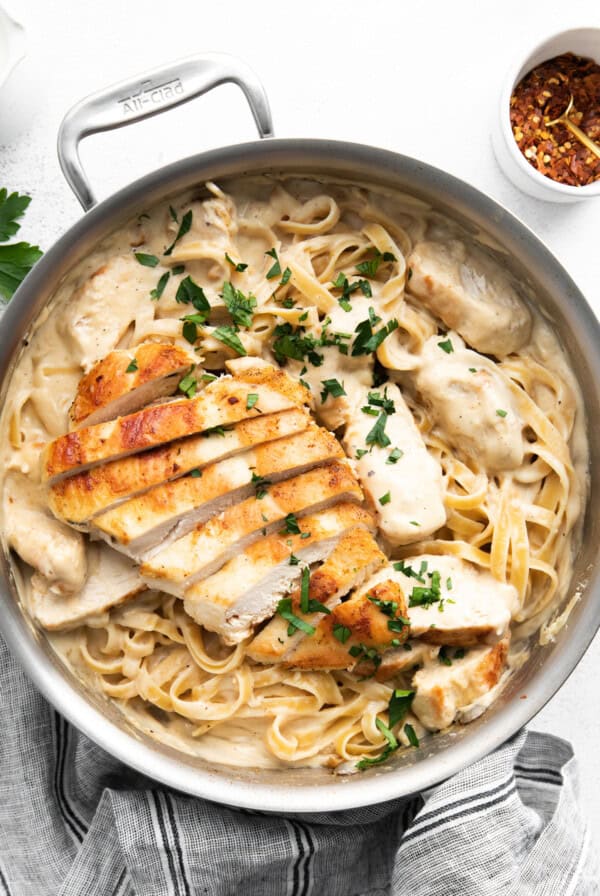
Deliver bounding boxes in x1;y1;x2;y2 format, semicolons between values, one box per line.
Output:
492;27;600;203
0;5;25;92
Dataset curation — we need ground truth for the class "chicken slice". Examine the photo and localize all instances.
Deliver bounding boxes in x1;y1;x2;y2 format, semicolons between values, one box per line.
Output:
283;576;410;670
183;503;376;644
343;382;446;544
92;426;344;559
28;544;144;631
411;637;510;729
407;239;531;356
247;529;387;664
48;408;309;525
69;342;196;429
3;473;86;595
374;641;440;681
142;461;363;591
42;369;309;484
371;555;518;646
414;335;524;472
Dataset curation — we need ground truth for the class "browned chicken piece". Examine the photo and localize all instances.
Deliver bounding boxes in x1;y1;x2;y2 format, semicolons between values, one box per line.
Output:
42;369;309;484
92;425;344;559
411;637;510;729
47;408;310;525
247;529;387;665
283;578;410;670
27;543;144;630
141;461;363;592
68;342;197;429
183;503;376;644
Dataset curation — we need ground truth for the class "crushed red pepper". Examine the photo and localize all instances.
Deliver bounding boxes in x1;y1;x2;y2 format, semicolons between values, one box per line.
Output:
510;52;600;186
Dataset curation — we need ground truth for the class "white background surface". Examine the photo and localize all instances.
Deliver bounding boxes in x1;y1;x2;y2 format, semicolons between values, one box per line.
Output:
1;0;599;844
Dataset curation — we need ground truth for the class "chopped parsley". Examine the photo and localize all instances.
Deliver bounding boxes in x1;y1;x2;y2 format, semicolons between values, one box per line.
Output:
265;247;282;279
366;388;395;415
169;205;178;222
331;272;372;308
410;521;420;527
367;595;398;616
408;570;442;608
379;491;391;506
320;378;346;402
225;252;248;272
454;648;466;660
277;598;315;637
300;566;310;613
222;281;256;328
404;723;419;748
469;367;477;373
150;271;170;300
134;252;159;268
164;209;192;255
289;554;300;566
446;577;453;590
387;618;410;633
496;408;508;418
355;448;369;459
355;249;396;278
272;322;323;367
246;393;259;410
175;276;210;312
356;717;398;769
172;264;185;275
251;472;270;499
365;412;391;449
386;447;403;464
182;320;198;344
280;266;292;286
407;266;413;281
125;358;138;373
333;624;351;644
437;338;454;354
282;513;301;535
388;689;415;728
394;560;427;582
189;468;202;478
201;372;217;383
178;371;197;399
212;325;247;356
351;309;399;356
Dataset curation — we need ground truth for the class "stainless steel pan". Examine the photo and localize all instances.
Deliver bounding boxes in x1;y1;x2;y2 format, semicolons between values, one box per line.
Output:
1;53;598;813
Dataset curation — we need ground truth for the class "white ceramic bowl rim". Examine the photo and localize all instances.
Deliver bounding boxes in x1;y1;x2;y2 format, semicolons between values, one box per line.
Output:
499;25;600;197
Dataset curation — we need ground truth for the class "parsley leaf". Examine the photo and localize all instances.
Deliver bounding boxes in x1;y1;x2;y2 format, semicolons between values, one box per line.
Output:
150;271;170;300
134;252;159;268
282;513;301;535
125;358;138;373
280;267;292;286
189;468;202;478
386;447;403;464
178;371;197;399
437;338;454;354
277;598;315;636
404;723;420;748
212;326;247;356
365;412;391;449
246;393;259;410
225;252;248;272
250;472;270;499
0;190;43;300
265;247;282;279
379;491;391;506
272;323;323;367
221;281;256;328
351;311;399;356
320;378;346;402
300;566;310;613
164;209;192;255
496;408;508;418
333;624;351;644
388;689;415;728
175;276;210;312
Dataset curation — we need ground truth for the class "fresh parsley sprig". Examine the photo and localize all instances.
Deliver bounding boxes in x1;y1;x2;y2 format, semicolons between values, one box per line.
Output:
0;190;43;300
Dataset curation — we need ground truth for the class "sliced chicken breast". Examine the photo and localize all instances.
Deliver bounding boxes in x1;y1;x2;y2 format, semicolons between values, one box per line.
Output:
27;544;145;630
407;239;531;356
247;529;387;665
414;335;524;472
283;576;410;670
411;637;510;729
4;472;87;595
343;382;446;544
374;641;440;681
142;461;363;590
48;408;310;525
92;425;344;558
68;342;197;429
42;369;309;484
183;503;376;644
369;555;518;646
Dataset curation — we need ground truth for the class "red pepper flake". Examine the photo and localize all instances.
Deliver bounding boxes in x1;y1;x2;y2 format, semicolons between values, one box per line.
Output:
510;52;600;186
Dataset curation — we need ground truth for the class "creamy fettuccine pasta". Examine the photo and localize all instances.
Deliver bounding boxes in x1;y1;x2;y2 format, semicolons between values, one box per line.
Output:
0;177;587;771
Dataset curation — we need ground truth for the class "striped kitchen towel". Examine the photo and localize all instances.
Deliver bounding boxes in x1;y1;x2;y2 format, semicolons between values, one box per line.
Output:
0;635;598;896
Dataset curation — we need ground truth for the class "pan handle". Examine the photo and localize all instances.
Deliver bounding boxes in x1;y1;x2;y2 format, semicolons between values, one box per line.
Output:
57;53;274;211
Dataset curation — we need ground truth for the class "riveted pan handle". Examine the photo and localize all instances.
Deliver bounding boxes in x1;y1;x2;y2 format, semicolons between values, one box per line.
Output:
57;53;274;211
